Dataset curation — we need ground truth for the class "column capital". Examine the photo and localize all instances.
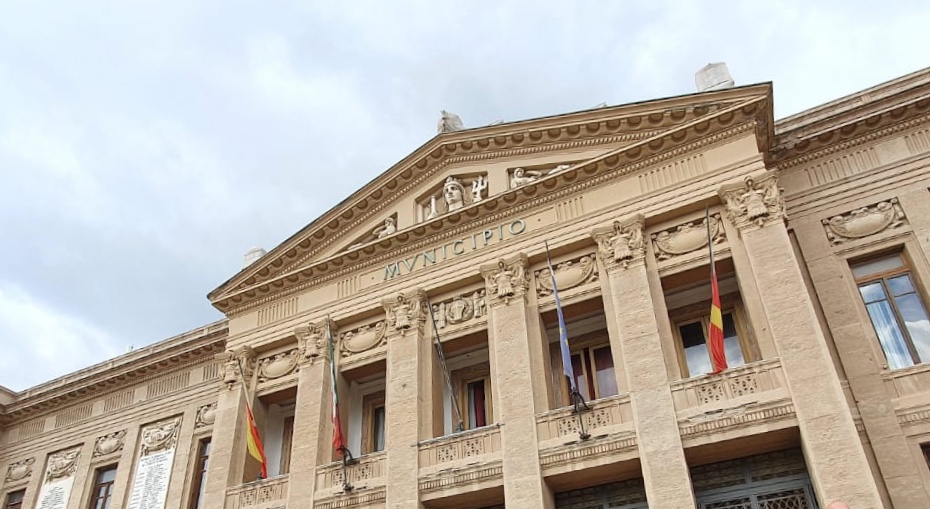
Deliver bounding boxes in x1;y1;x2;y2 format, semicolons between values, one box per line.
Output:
591;213;646;272
219;345;257;389
480;253;530;307
718;173;786;231
382;288;427;337
294;318;335;366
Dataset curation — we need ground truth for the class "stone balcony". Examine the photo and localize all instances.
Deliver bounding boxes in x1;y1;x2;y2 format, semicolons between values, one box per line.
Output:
883;362;930;434
418;424;503;501
225;475;289;509
313;451;387;501
670;358;796;446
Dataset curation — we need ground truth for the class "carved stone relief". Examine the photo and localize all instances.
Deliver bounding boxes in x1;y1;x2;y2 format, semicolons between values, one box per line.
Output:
4;457;34;484
652;214;725;261
258;349;299;381
93;430;127;457
535;254;598;297
384;289;427;336
340;321;387;355
719;174;785;230
509;163;573;189
295;320;330;364
430;291;487;329
419;174;488;221
46;448;80;483
195;403;217;428
592;214;646;271
140;417;182;456
822;198;907;245
221;346;257;389
480;254;529;306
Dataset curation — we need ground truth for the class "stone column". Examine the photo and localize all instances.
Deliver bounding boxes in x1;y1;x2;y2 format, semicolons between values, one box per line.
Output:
201;346;257;509
286;320;333;506
592;215;696;509
383;289;431;509
481;254;555;509
719;173;882;508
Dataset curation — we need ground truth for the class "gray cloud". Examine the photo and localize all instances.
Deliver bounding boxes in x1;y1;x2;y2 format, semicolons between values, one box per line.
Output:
1;0;928;390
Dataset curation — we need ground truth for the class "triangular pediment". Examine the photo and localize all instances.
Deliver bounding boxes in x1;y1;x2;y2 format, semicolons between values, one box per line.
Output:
209;84;773;314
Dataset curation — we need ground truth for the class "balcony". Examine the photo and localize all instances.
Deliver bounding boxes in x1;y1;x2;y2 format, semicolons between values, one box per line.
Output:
882;362;930;432
670;359;795;444
418;425;503;500
313;451;386;500
225;475;288;509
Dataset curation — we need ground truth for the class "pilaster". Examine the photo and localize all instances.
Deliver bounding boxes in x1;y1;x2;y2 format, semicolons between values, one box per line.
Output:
383;289;430;509
720;173;883;508
65;441;93;509
481;253;554;509
591;215;696;509
109;422;141;508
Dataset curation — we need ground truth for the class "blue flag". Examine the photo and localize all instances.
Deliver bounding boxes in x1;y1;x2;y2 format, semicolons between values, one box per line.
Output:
546;245;576;393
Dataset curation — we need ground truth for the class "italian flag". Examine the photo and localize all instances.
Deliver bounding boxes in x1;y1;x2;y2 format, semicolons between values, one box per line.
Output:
328;323;347;454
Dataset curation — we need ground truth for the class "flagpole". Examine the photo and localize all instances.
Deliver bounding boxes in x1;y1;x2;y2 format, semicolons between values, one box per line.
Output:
545;241;590;441
427;300;466;433
326;316;355;492
235;359;267;481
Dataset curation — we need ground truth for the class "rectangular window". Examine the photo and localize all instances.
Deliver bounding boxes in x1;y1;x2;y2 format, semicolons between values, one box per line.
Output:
188;438;211;509
362;392;386;454
853;254;930;370
675;310;748;378
88;466;117;509
279;417;294;475
568;345;618;402
4;490;25;509
451;364;493;431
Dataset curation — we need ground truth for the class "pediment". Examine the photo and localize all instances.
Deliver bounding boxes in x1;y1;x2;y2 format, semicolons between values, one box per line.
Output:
209;84;773;314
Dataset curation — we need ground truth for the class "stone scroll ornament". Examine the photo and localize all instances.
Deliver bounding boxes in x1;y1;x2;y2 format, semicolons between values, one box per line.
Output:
4;457;34;484
535;254;598;297
383;289;427;336
140;417;182;456
822;198;907;245
719;174;785;230
45;448;80;483
591;214;646;271
340;321;386;355
195;403;216;428
257;349;299;381
93;430;127;457
480;253;529;306
652;214;725;261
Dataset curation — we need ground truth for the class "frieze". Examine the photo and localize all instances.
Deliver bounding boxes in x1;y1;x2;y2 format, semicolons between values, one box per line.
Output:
535;253;598;297
652;214;724;261
430;291;487;330
195;403;217;428
45;448;80;483
481;253;530;306
822;198;907;245
93;430;127;457
4;457;34;484
140;416;182;456
340;321;387;355
592;214;646;271
719;174;785;231
509;163;573;189
258;349;299;381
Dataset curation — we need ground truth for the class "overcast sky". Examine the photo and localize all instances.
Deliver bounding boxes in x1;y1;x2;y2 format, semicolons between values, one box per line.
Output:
1;1;928;391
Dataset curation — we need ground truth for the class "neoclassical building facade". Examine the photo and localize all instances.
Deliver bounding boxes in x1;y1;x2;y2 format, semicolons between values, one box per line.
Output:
4;68;930;509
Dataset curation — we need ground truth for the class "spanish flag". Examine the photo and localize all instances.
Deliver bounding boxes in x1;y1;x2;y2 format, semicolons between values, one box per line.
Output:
246;405;268;479
707;208;728;374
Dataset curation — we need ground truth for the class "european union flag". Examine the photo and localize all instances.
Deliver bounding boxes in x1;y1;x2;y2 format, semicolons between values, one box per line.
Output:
546;242;576;393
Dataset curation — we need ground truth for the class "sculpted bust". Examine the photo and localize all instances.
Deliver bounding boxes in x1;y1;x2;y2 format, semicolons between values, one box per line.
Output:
443;177;466;212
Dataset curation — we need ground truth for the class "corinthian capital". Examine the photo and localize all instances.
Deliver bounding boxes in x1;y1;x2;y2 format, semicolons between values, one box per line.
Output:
383;289;427;336
220;345;257;389
295;318;334;365
718;173;785;231
591;214;645;272
480;253;530;307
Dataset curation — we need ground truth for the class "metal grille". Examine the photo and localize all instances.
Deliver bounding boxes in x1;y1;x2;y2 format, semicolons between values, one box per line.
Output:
555;478;649;509
758;488;811;509
693;449;817;509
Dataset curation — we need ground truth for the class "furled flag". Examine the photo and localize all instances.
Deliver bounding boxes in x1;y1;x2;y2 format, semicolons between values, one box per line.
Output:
245;405;268;479
707;209;728;374
546;242;576;393
327;321;348;455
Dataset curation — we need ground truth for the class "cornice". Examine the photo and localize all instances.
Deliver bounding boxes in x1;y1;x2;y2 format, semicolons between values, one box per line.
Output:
209;85;772;308
217;98;767;316
1;321;228;419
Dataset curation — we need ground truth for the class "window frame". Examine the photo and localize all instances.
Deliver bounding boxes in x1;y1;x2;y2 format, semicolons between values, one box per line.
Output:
852;253;930;369
452;364;494;430
188;437;211;509
87;464;118;509
3;490;25;509
361;391;386;455
671;300;753;379
279;416;294;475
551;329;618;405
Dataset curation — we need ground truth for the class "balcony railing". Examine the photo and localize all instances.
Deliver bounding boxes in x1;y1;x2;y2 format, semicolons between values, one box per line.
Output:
418;424;502;470
314;451;386;499
225;475;288;509
536;394;633;444
670;358;788;411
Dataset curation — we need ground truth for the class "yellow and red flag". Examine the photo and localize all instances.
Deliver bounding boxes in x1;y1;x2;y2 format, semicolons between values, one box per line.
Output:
246;405;268;479
707;209;728;374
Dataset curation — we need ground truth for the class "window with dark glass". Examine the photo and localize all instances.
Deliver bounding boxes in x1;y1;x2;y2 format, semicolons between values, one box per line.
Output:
568;344;618;402
188;438;211;509
853;254;930;370
676;310;747;377
4;490;25;509
452;365;493;430
88;466;117;509
362;391;386;454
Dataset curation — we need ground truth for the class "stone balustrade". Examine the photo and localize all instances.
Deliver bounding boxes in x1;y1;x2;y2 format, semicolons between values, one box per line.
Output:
670;358;788;411
418;424;502;470
224;475;289;509
313;451;386;499
418;425;504;499
535;394;633;445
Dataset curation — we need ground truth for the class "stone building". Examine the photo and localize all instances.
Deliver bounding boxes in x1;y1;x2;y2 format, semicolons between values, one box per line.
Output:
4;67;930;509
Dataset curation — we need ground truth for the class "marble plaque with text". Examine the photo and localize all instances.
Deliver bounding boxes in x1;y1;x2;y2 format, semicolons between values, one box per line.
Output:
35;477;74;509
127;448;175;509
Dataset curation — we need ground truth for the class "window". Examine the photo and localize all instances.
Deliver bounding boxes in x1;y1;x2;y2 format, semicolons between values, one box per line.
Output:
188;438;211;509
922;443;930;470
453;365;494;430
362;391;385;454
853;254;930;370
676;310;747;377
88;466;117;509
568;345;618;402
4;490;24;509
279;417;294;475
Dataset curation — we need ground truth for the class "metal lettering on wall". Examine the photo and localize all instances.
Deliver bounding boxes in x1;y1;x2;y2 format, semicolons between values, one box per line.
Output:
383;219;527;280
